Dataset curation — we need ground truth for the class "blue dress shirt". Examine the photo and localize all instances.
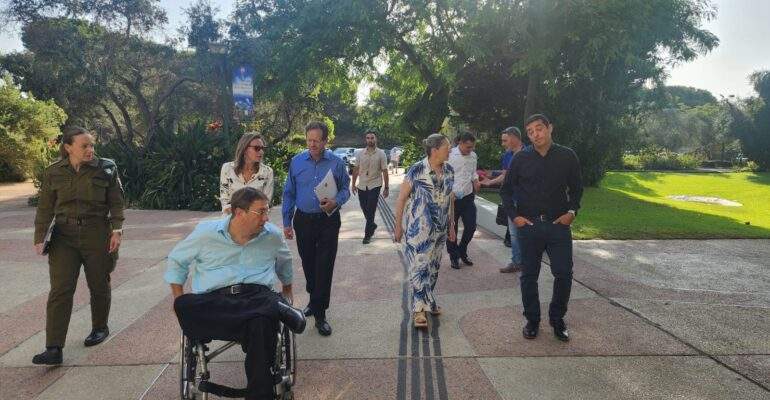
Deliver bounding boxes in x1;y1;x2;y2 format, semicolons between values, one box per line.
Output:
164;217;293;294
282;149;351;226
501;150;514;170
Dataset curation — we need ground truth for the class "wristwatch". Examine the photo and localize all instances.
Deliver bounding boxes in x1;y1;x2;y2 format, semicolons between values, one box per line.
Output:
112;229;123;235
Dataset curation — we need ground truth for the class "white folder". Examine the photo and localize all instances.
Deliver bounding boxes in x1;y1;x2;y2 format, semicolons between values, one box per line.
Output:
314;170;338;216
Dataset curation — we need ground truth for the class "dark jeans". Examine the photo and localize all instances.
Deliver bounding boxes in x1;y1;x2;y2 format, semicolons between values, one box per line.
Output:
293;210;341;318
447;193;477;259
517;219;574;323
174;285;281;400
357;186;381;238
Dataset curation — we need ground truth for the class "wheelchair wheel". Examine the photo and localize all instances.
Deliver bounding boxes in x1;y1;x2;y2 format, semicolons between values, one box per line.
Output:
273;324;297;399
179;335;197;399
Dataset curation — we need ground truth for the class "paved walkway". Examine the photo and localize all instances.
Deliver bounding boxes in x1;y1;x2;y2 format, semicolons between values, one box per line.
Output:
0;178;768;399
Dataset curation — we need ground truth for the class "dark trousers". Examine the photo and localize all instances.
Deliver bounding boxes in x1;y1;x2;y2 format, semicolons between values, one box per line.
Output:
174;285;281;400
357;186;381;238
46;221;116;347
518;220;574;323
293;210;341;318
447;193;477;259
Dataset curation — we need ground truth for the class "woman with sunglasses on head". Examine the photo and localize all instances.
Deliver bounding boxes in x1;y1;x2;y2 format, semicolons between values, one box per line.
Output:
220;132;275;213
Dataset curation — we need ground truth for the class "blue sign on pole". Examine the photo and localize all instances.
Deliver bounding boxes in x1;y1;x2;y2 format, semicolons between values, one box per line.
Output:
232;65;254;115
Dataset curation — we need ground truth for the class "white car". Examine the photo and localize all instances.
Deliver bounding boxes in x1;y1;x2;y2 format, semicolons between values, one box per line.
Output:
332;147;357;172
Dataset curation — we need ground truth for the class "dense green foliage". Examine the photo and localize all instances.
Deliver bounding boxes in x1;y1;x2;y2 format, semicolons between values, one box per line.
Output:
0;73;67;181
0;0;726;196
621;147;702;171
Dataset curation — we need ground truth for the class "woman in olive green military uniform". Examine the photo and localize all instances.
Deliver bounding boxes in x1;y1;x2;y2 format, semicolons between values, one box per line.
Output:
32;126;125;365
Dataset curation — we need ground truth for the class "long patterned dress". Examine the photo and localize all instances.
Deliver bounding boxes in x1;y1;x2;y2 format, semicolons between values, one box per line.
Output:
403;158;455;313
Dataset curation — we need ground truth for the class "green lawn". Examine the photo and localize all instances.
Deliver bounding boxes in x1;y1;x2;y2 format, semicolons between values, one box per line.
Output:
478;172;770;239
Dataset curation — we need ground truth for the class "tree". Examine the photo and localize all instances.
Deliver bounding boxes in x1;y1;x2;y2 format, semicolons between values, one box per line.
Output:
728;70;770;170
0;73;67;181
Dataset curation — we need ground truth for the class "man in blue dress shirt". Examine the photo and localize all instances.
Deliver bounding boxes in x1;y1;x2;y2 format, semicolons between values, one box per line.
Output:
282;121;350;336
166;187;306;400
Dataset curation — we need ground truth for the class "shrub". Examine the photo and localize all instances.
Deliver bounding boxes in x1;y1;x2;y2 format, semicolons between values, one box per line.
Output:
621;147;703;170
0;73;67;182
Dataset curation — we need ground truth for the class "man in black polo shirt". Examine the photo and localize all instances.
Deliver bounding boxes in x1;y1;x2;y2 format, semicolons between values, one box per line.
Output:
501;113;583;342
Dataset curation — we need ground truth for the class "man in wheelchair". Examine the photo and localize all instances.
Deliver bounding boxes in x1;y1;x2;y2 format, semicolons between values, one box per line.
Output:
165;187;306;400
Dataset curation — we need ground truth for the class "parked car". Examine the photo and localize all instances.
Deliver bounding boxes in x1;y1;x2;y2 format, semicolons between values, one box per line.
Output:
332;147;357;173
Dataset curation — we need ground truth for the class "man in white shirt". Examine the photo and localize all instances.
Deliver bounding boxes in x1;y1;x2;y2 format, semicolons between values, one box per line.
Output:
447;132;480;269
351;130;389;244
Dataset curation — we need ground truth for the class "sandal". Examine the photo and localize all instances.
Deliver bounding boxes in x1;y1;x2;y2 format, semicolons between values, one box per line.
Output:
430;306;442;316
413;311;428;328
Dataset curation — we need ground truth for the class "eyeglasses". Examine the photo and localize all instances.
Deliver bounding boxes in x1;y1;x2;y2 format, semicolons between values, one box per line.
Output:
247;145;267;152
247;208;270;216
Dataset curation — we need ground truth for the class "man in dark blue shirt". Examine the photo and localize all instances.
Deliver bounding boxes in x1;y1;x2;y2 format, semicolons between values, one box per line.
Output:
501;114;583;342
282;121;350;336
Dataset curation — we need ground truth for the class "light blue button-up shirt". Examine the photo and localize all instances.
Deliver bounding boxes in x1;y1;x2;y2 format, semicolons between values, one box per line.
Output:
164;217;293;294
282;149;350;227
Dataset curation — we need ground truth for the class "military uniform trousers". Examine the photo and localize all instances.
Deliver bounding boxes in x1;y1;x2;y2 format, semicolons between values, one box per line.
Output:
46;218;117;347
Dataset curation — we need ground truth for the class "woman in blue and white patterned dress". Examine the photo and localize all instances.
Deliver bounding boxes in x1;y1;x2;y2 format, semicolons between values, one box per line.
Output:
394;134;456;329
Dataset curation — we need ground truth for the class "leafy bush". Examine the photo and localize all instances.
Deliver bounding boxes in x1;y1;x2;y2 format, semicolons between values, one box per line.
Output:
0;73;67;182
621;147;702;170
474;136;503;170
734;160;759;172
98;122;300;211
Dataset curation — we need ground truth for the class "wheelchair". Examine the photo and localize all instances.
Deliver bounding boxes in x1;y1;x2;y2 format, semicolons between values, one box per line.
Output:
178;320;296;399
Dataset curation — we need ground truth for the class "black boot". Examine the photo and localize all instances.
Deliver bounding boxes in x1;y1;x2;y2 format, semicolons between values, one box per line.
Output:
84;327;110;347
32;347;63;365
277;301;307;334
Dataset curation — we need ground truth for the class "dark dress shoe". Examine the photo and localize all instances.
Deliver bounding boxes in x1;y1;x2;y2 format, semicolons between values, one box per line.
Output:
522;320;539;339
277;301;307;334
450;258;461;269
84;327;109;347
551;320;570;342
315;319;332;336
303;305;313;317
362;236;371;244
460;255;474;266
32;347;62;365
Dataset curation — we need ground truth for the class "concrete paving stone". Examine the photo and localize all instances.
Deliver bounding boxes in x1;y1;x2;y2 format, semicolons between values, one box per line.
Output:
478;356;770;400
573;240;770;298
460;298;695;357
296;299;404;360
120;209;215;226
573;255;770;308
435;246;520;295
440;357;503;400
292;359;398;400
117;226;197;241
0;212;33;229
322;254;405;304
615;298;770;355
35;364;166;400
0;366;70;400
0;258;163;357
0;260;50;314
82;296;180;366
117;239;182;260
1;261;170;366
416;285;597;358
0;226;34;240
0;239;39;262
144;359;400;400
717;355;770;389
